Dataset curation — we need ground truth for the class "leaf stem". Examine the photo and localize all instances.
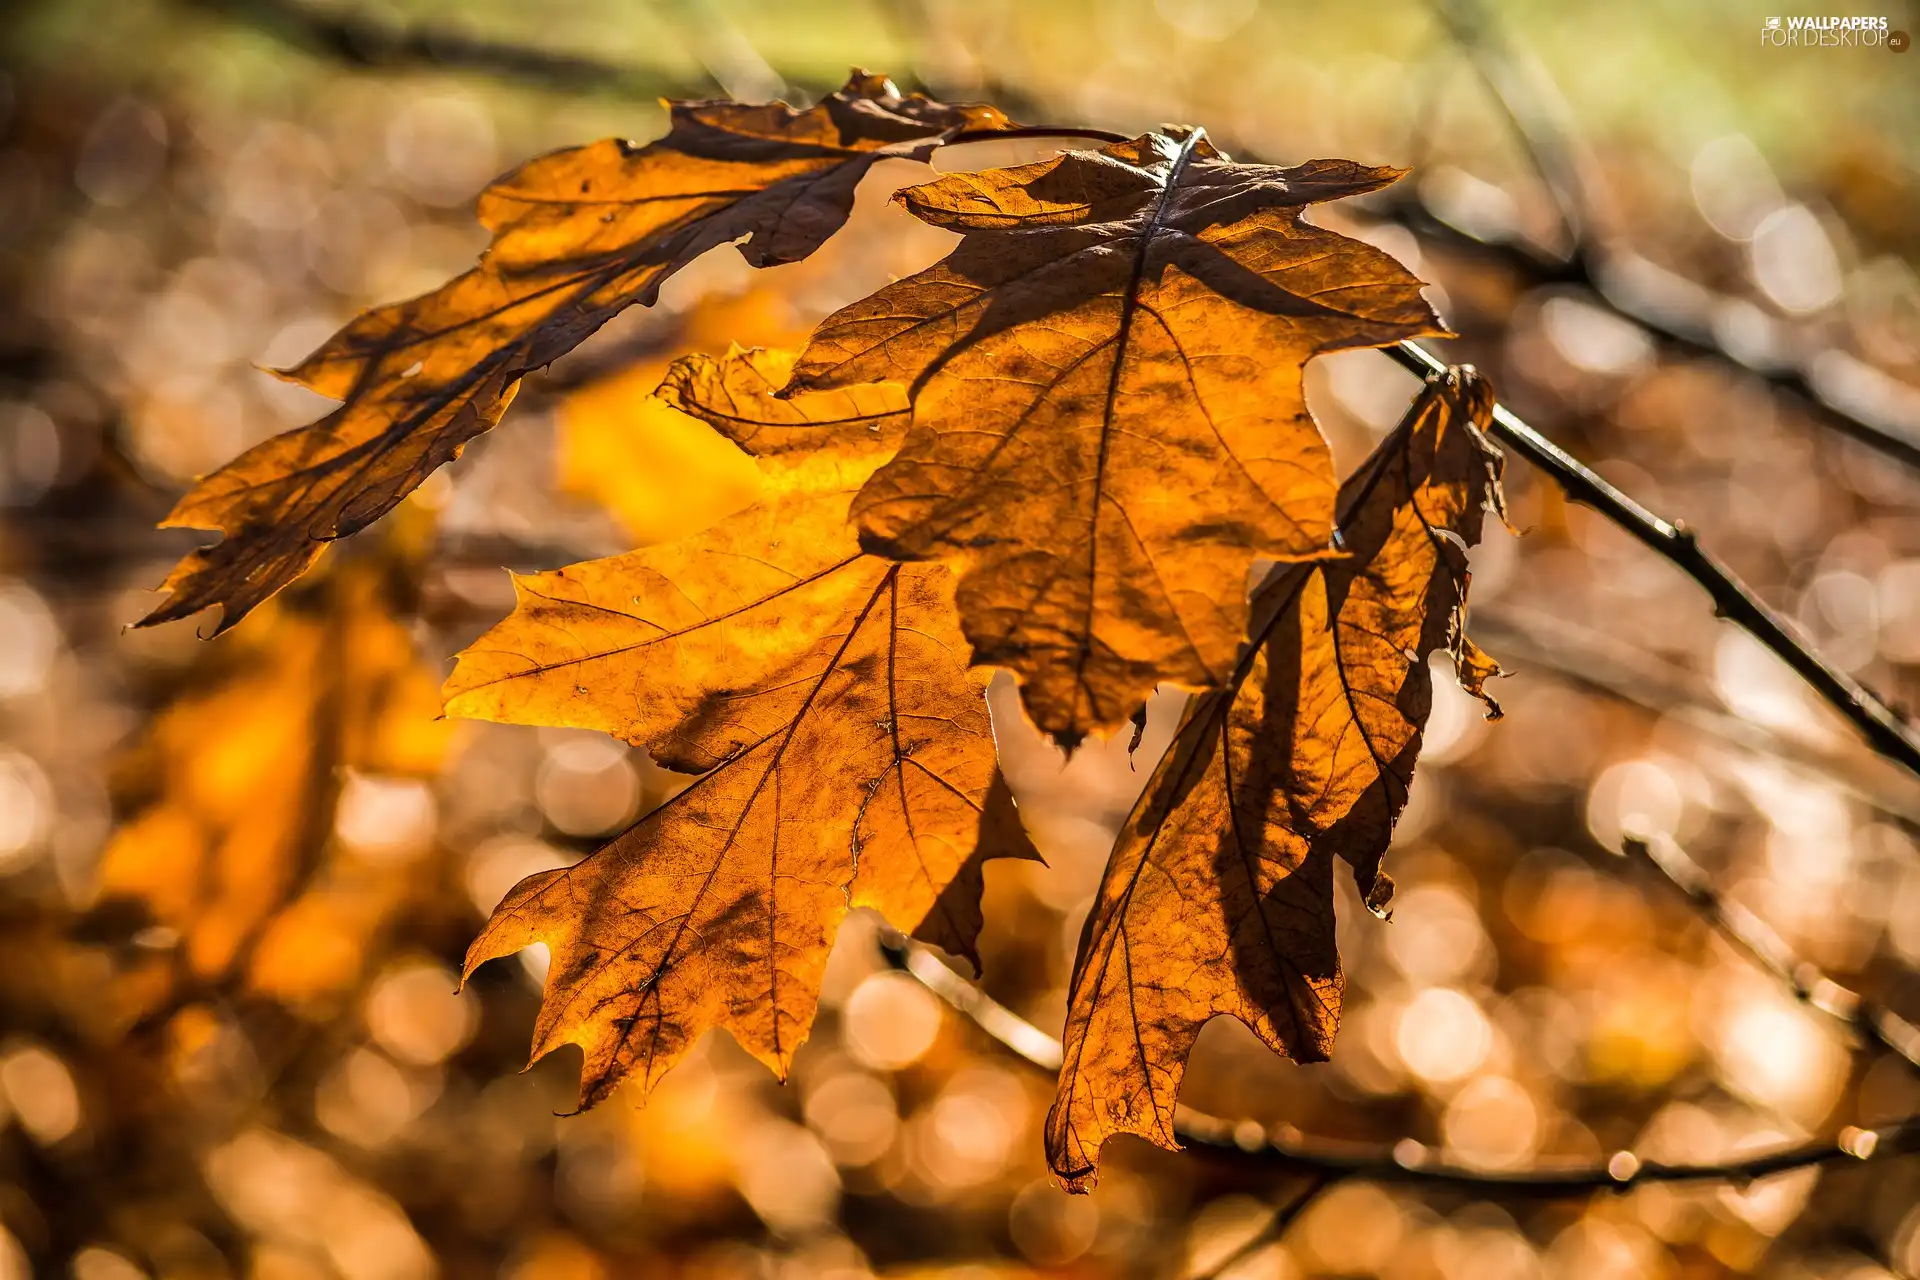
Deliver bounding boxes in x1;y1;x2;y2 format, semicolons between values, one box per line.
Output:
947;124;1131;147
1388;339;1920;782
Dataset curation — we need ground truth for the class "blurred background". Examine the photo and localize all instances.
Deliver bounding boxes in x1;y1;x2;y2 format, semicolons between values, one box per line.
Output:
2;0;1919;1276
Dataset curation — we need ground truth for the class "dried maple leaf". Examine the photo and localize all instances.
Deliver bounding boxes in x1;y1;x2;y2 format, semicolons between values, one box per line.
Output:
138;73;1011;635
447;348;1034;1105
1044;367;1505;1190
786;128;1446;745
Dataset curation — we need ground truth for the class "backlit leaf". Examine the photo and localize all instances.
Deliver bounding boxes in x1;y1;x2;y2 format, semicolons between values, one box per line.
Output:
553;286;811;546
788;129;1446;744
138;73;1011;635
442;347;910;757
1045;367;1505;1189
447;348;1031;1106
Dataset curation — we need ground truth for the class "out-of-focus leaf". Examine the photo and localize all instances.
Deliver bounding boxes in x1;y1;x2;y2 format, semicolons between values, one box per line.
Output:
555;284;814;546
138;73;1011;634
789;129;1445;745
1045;368;1504;1189
97;555;452;1015
558;374;769;549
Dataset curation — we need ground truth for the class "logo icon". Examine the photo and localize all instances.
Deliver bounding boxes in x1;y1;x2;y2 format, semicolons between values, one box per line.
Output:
1764;15;1781;28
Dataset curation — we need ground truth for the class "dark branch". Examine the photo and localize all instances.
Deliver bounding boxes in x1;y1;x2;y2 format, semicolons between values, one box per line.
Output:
1391;339;1920;781
879;935;1920;1192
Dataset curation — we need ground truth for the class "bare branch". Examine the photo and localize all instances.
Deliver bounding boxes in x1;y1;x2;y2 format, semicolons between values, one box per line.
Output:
887;940;1063;1070
878;935;1920;1192
1391;339;1920;781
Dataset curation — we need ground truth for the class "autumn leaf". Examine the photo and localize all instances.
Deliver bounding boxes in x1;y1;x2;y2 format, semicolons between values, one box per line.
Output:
655;344;915;466
137;72;1012;635
551;189;947;544
1044;367;1505;1190
446;348;1034;1106
96;554;452;1017
786;128;1446;745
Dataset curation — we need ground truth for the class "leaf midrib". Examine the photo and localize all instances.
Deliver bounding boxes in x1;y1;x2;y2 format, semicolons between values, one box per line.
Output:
1073;130;1210;718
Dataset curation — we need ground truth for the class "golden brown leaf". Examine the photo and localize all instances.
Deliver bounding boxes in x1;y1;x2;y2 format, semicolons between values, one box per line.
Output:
1044;367;1505;1190
787;129;1446;745
96;555;452;1017
138;73;1011;635
447;348;1031;1105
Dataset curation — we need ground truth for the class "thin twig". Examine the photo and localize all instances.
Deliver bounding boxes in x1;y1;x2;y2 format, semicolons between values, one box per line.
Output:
1190;1174;1332;1280
878;934;1920;1191
1623;833;1920;1071
1391;339;1920;781
889;940;1063;1070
